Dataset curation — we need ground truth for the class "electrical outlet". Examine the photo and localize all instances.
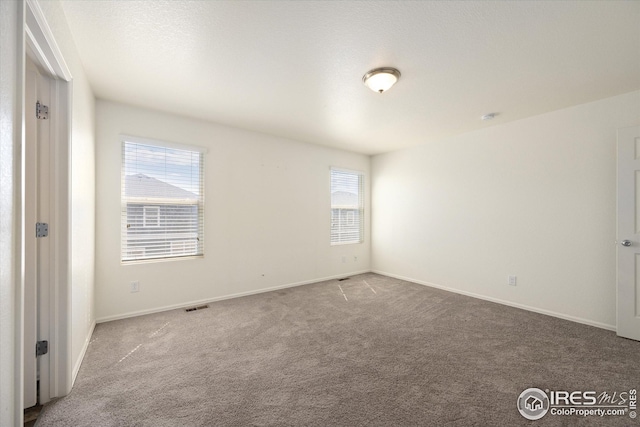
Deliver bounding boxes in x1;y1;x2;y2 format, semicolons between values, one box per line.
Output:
130;281;140;293
508;276;517;286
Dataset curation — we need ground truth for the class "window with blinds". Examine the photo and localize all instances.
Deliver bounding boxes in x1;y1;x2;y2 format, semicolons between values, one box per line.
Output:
121;136;205;262
330;168;364;245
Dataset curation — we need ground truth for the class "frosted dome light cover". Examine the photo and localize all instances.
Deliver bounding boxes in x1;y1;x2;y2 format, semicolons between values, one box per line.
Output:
362;67;401;93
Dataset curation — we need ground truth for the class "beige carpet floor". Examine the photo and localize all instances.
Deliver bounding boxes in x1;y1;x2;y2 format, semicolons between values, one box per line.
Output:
36;273;639;426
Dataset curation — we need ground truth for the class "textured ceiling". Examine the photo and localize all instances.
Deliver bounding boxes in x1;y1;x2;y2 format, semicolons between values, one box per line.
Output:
60;1;640;155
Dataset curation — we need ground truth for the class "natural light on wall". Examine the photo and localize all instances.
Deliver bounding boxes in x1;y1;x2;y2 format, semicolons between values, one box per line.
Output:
330;168;364;245
121;136;206;262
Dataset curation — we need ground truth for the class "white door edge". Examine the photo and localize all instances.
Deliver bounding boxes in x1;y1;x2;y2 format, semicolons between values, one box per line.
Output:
616;125;640;341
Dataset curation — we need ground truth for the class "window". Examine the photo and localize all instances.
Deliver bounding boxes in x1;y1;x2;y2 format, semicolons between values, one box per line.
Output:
346;211;355;226
143;206;160;227
330;168;364;245
121;136;205;262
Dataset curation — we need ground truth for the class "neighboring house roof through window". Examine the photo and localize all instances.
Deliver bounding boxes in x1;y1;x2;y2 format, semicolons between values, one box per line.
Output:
331;190;358;208
125;173;198;200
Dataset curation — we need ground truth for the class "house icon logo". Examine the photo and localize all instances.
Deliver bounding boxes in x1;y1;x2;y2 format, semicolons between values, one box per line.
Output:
517;388;549;420
525;395;543;411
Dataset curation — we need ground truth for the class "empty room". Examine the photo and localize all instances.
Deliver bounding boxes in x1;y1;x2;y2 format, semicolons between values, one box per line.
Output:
2;0;640;426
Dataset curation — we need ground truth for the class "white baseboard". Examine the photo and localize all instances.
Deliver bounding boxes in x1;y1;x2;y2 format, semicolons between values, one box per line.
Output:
372;270;616;332
72;320;96;385
96;270;371;323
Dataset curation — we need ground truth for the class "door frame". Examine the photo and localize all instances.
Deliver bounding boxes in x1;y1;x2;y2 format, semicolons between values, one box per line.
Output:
21;0;73;408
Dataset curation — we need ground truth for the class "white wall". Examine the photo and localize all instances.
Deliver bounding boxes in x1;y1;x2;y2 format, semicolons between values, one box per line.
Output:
95;100;370;321
38;0;96;381
0;1;21;424
372;91;640;329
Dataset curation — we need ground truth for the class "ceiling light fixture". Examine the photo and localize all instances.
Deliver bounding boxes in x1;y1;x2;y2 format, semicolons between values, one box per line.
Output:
362;67;401;93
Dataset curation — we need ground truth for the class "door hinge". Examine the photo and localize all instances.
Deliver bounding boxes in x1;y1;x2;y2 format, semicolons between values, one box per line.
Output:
36;222;48;238
36;340;48;357
36;101;49;120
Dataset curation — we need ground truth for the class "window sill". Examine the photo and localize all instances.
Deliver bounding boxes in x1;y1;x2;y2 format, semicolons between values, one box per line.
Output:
121;255;204;265
330;241;363;246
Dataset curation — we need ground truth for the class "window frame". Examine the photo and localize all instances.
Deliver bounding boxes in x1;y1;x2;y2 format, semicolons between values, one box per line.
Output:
330;167;365;246
120;135;207;264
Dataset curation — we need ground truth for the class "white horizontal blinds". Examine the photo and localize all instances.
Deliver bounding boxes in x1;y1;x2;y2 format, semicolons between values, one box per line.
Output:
330;168;364;245
121;140;204;262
